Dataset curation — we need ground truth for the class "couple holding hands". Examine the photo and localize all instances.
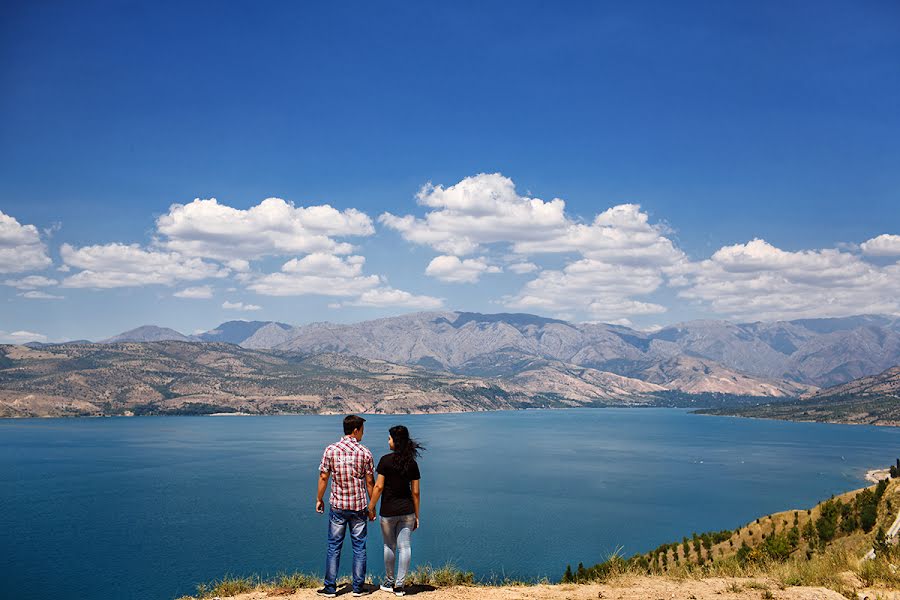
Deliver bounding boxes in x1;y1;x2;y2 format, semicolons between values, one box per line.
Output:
315;415;424;598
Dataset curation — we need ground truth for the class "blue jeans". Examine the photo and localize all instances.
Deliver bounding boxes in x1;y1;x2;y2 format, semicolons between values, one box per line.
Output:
380;514;416;587
324;507;368;593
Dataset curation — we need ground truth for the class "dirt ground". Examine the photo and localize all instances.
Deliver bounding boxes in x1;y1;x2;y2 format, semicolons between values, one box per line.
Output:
215;577;900;600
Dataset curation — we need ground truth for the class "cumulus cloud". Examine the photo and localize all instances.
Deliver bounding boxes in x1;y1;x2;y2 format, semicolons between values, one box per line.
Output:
19;290;64;300
677;238;900;320
861;234;900;257
156;198;374;261
222;301;262;311
425;255;501;283
0;211;53;274
381;173;686;320
504;259;667;320
380;173;568;255
60;243;227;288
339;287;444;309
174;285;214;299
4;275;57;289
248;253;380;297
0;330;48;344
508;262;538;274
513;204;685;266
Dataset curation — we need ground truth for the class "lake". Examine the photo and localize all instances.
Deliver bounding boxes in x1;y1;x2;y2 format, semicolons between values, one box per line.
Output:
2;409;898;600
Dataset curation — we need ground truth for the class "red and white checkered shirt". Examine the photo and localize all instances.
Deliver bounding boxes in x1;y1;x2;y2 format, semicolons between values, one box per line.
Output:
319;435;375;511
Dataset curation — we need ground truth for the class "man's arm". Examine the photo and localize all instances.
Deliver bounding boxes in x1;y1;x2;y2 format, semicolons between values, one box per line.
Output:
366;471;375;502
316;470;329;513
367;474;385;520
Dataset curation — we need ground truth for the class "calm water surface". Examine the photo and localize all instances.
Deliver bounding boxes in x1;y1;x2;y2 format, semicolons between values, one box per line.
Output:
2;409;899;600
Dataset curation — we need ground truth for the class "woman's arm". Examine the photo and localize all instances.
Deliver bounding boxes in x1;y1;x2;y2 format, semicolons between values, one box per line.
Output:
368;474;385;520
411;479;420;529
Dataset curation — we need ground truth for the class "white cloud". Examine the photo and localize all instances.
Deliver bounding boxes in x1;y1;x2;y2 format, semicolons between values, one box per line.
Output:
383;173;686;320
425;255;501;283
504;259;667;320
174;285;214;299
222;301;262;311
380;173;568;255
0;210;52;274
340;287;444;309
248;254;380;297
0;330;48;344
4;275;57;289
60;243;227;289
508;262;538;274
513;203;685;266
677;238;900;320
19;290;64;300
156;197;374;261
861;234;900;257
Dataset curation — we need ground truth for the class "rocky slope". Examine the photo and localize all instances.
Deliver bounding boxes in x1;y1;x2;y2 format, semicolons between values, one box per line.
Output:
0;342;665;417
232;312;900;389
699;364;900;426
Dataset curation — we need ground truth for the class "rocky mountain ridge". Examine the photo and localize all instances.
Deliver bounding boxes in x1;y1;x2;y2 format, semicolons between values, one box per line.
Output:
0;341;673;417
92;312;900;397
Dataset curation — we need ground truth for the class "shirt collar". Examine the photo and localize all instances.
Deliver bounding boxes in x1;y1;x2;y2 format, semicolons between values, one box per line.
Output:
342;434;360;445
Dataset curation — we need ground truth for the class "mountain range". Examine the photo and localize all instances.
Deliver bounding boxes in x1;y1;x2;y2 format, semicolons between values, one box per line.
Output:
99;311;900;389
6;311;899;418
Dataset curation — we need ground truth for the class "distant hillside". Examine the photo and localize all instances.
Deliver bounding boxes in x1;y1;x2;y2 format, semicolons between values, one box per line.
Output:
697;365;900;426
78;311;900;405
0;341;674;418
205;312;899;389
100;325;198;343
197;320;292;345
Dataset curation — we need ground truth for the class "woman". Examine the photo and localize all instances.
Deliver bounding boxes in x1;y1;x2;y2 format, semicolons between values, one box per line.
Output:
367;425;424;596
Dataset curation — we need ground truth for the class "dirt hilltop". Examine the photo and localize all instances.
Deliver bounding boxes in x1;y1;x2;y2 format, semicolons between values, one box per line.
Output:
209;578;894;600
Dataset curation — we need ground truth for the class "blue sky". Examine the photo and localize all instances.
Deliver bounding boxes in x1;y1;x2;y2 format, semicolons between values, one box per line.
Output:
1;1;899;342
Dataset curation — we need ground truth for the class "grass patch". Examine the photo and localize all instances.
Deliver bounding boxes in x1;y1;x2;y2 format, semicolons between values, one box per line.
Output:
182;571;319;599
406;564;476;586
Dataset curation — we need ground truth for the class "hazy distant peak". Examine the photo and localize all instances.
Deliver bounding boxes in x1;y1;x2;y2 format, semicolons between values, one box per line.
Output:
100;325;195;344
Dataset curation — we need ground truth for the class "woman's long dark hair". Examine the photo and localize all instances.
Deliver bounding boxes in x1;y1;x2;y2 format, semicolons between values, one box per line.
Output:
389;425;425;474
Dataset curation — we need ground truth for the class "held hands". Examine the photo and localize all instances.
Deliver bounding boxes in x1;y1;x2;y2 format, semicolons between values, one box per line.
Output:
316;499;325;514
368;506;377;521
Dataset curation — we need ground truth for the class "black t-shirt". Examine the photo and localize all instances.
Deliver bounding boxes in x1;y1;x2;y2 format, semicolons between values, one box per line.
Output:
376;453;421;517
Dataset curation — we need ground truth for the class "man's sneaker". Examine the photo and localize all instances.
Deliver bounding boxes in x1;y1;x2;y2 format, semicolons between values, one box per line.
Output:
316;588;336;598
379;584;394;593
393;586;406;597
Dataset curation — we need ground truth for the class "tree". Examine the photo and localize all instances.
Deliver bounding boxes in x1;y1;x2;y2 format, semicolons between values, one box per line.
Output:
816;500;839;542
563;565;574;583
856;489;878;532
874;527;889;556
875;478;888;502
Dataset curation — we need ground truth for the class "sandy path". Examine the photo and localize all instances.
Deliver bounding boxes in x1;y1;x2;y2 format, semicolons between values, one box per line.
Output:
219;578;854;600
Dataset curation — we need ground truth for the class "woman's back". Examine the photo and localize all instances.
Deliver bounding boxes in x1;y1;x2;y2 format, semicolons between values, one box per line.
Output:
376;453;420;517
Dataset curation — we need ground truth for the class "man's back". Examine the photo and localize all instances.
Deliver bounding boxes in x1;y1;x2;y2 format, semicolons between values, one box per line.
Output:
320;435;374;512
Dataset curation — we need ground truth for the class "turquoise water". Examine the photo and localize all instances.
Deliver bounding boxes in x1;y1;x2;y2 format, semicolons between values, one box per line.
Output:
2;409;898;600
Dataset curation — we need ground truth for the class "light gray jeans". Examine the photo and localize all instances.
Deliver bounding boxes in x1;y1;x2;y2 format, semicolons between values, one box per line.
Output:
380;513;416;587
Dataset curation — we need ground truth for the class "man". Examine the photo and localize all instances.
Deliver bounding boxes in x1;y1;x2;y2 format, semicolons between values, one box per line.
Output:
316;415;375;597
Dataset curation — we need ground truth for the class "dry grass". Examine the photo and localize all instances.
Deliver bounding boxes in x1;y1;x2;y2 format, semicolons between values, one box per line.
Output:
178;572;320;599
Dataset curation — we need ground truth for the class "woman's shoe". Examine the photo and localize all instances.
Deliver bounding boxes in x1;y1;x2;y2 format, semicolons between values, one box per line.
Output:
379;585;394;593
393;586;405;596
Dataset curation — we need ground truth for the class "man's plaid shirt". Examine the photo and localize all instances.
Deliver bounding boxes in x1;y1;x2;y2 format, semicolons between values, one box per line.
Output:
319;435;374;511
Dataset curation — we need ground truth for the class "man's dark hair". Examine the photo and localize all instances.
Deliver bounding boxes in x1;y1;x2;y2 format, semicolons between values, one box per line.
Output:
343;415;366;435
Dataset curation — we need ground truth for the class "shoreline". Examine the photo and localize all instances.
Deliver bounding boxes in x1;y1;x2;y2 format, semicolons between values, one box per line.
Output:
866;467;891;483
